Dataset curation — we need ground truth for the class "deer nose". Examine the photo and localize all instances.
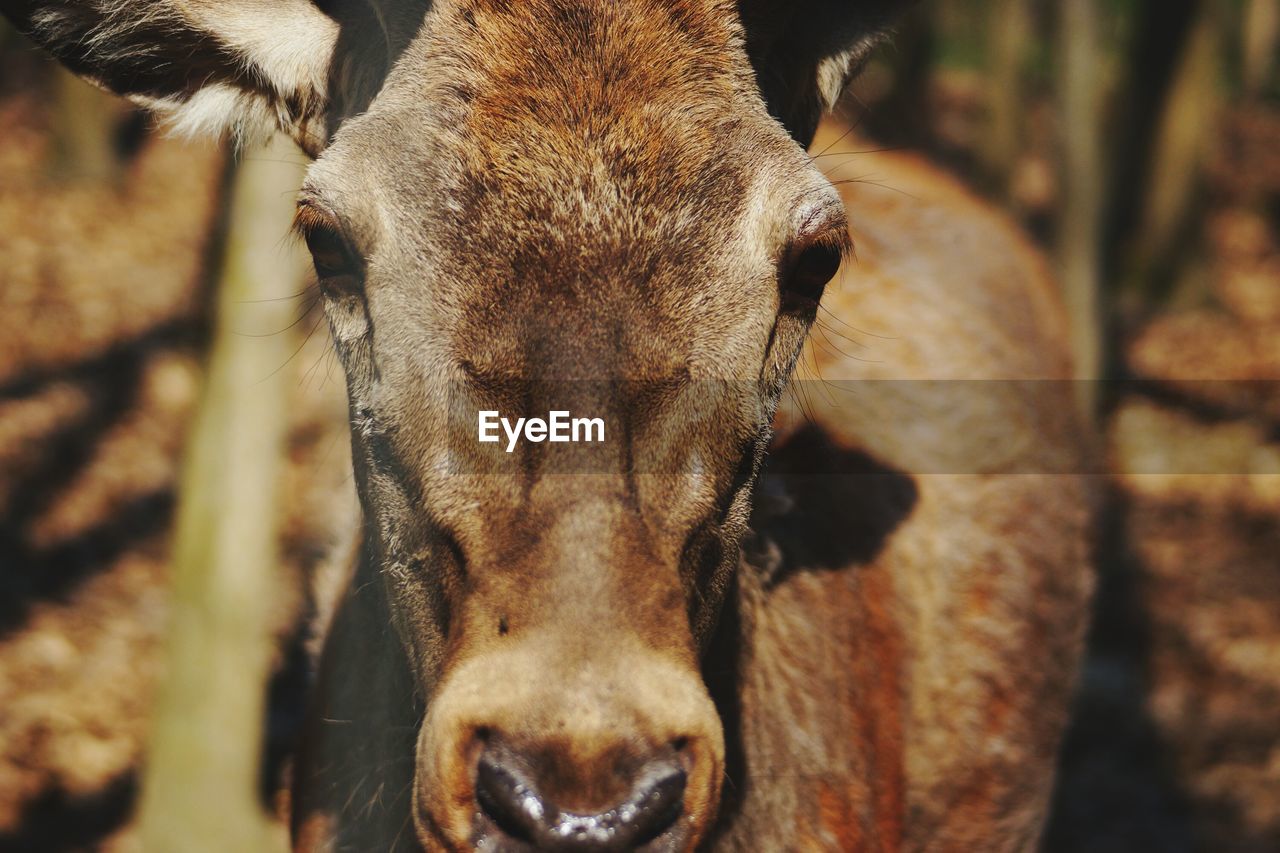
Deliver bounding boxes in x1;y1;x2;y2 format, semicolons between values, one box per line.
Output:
474;742;688;850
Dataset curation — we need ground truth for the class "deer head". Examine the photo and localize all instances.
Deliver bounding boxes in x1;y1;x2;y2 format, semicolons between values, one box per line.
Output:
4;1;908;848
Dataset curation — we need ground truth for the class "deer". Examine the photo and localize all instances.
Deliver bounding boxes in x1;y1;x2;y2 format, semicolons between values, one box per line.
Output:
2;1;1094;850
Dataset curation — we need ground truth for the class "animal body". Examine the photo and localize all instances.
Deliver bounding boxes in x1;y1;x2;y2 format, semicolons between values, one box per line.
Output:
2;1;1092;850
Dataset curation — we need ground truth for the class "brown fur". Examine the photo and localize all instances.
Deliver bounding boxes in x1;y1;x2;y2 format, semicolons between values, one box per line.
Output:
711;136;1094;851
4;1;1093;850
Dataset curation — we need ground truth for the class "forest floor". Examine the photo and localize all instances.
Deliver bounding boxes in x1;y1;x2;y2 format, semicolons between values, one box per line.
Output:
0;50;352;852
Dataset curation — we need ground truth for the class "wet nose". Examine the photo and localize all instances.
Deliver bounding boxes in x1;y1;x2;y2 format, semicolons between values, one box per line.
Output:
475;741;688;850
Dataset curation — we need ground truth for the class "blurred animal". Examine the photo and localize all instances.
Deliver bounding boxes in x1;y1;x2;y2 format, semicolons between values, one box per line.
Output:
2;1;1092;850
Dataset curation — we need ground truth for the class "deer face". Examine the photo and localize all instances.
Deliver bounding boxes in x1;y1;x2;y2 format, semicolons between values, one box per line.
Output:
301;9;851;845
6;0;906;847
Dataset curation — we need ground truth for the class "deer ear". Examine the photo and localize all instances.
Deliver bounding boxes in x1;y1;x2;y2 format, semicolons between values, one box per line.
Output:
1;0;403;155
740;0;912;147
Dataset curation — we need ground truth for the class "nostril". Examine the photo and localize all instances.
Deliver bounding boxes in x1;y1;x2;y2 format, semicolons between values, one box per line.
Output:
475;753;544;843
474;748;688;849
537;758;680;845
532;764;685;849
622;764;686;845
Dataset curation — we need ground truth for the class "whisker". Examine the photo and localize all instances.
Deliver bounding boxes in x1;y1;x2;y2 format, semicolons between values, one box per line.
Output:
810;143;909;160
828;176;920;201
818;302;897;341
255;311;326;385
814;320;873;362
237;284;317;304
235;297;320;338
810;99;872;159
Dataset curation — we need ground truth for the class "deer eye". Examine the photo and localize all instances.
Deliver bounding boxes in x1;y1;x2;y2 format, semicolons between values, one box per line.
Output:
304;225;359;283
295;201;362;292
781;232;844;309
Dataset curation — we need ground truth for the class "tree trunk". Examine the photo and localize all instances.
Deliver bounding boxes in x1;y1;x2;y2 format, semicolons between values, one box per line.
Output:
1130;4;1220;288
1101;0;1202;285
136;134;309;853
1242;0;1279;95
982;0;1033;195
1056;0;1105;415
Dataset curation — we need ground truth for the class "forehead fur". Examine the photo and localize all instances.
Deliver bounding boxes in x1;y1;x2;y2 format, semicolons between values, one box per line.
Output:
360;0;795;224
309;0;819;374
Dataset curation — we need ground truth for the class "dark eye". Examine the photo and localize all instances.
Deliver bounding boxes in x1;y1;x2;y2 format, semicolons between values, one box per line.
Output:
305;225;359;282
781;235;844;309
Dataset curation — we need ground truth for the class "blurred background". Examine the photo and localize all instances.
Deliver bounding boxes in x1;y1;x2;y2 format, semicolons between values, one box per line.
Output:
0;1;1277;850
